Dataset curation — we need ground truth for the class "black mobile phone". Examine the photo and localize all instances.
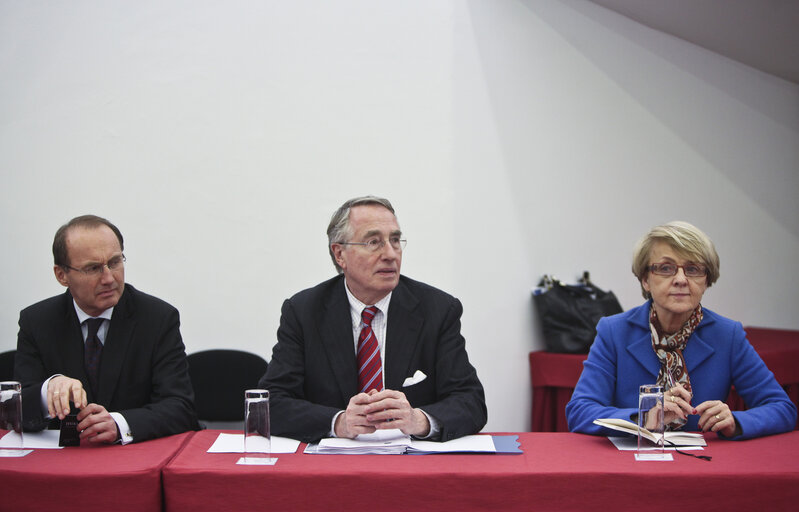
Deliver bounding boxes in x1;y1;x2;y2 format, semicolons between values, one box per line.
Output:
58;404;80;447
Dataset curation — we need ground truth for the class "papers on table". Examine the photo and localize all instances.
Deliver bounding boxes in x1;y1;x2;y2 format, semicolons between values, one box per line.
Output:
304;430;522;455
594;418;706;447
315;429;412;454
0;429;63;449
608;436;705;451
207;433;301;454
407;434;497;454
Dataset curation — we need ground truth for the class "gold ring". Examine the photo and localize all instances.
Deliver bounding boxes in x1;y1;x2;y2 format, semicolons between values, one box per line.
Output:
671;395;676;403
54;391;60;395
715;414;721;420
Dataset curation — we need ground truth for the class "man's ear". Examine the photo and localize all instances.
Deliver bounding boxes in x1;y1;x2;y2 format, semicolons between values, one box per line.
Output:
331;244;346;270
54;265;69;288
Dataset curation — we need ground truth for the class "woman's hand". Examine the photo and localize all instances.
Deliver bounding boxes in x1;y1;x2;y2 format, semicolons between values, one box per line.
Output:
695;400;737;437
663;383;693;427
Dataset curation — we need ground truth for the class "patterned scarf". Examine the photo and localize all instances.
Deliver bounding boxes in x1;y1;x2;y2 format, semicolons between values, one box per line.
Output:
649;303;703;396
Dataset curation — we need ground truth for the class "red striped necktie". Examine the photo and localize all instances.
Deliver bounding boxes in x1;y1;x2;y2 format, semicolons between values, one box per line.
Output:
357;306;383;393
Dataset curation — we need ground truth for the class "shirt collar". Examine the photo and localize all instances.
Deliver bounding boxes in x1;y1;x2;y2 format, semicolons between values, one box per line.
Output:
73;299;114;324
343;279;392;319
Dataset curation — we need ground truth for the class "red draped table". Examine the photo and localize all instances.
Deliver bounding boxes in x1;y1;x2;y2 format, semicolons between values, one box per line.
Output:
530;326;799;431
162;429;799;512
1;431;192;512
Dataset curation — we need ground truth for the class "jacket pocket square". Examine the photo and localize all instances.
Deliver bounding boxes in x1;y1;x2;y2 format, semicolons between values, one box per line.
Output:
402;370;427;387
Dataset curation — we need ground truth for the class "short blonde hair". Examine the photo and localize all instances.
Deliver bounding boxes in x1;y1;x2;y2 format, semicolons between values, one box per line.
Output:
632;221;720;299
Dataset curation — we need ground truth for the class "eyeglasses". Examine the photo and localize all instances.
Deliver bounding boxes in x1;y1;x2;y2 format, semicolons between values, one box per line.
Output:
649;262;707;278
338;237;407;252
63;255;126;277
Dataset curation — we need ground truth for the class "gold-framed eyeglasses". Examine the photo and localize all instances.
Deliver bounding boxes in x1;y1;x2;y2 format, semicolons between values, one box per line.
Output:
649;262;707;278
338;237;406;252
63;255;126;276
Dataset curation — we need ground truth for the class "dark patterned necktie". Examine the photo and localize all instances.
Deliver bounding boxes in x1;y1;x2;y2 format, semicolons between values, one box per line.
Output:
357;306;383;393
84;318;104;396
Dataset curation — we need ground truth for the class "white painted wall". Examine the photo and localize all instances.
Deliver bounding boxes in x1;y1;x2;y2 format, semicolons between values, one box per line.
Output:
1;0;797;432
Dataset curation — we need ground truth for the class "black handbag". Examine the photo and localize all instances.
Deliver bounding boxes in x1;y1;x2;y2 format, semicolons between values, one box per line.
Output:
533;271;623;353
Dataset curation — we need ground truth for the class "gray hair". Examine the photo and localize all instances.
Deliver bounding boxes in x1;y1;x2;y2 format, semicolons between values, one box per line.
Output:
632;221;720;299
327;196;396;273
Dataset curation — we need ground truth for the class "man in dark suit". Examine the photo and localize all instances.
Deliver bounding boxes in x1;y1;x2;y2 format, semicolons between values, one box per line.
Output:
259;196;486;443
15;215;199;444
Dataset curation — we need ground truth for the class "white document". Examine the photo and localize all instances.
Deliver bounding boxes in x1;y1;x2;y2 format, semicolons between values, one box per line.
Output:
594;418;706;447
608;436;705;451
315;429;411;454
0;430;63;449
407;434;496;454
306;431;499;455
207;433;301;454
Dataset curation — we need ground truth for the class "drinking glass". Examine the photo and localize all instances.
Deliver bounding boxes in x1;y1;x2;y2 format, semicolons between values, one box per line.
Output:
238;389;277;465
635;384;671;461
0;381;23;449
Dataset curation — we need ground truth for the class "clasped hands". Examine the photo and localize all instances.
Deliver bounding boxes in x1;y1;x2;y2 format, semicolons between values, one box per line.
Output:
657;382;736;437
334;389;430;439
47;376;119;444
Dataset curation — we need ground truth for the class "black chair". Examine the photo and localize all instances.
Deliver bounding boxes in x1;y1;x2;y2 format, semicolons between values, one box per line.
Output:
187;349;268;429
0;350;15;381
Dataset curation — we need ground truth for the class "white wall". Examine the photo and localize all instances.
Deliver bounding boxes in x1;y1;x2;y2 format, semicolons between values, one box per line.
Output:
1;0;797;433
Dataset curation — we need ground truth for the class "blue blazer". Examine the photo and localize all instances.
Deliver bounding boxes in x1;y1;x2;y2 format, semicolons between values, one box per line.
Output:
566;302;796;439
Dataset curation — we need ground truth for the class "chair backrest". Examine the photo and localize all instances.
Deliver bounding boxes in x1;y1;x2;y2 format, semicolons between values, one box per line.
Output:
0;350;16;381
187;349;268;422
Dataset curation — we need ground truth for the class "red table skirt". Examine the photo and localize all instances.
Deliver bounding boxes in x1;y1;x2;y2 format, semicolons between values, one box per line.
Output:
530;326;799;431
1;431;193;512
163;430;799;512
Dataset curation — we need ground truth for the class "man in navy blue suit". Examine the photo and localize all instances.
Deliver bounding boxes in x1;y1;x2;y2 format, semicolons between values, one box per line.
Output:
260;196;486;443
15;215;199;444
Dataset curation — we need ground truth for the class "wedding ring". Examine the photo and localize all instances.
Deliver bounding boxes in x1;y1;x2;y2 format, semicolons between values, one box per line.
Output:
54;391;60;396
670;395;676;403
715;414;721;420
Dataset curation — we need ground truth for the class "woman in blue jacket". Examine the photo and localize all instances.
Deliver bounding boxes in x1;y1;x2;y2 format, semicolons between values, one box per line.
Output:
566;221;796;439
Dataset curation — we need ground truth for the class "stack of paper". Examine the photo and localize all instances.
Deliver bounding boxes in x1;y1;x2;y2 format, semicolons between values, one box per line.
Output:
305;432;522;455
315;429;412;454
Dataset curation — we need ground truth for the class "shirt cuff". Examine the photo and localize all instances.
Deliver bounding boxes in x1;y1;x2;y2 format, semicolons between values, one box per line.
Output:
40;375;62;418
110;412;133;444
330;411;345;437
414;408;441;440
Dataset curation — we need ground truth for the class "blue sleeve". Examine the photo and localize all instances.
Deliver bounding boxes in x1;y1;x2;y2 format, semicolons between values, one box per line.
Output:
725;323;796;439
565;317;638;436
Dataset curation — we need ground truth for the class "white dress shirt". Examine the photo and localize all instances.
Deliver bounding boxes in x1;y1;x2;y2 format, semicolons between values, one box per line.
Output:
329;280;440;439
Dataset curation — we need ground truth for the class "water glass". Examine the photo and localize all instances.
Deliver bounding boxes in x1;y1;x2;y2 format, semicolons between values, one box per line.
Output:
238;389;276;465
635;384;670;461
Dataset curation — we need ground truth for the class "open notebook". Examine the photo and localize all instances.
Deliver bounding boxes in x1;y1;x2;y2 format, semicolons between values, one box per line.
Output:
593;418;706;447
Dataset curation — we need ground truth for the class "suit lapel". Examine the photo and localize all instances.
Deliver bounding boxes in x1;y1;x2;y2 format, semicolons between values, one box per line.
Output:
684;313;716;371
384;280;423;390
319;278;360;402
625;303;659;379
97;286;136;405
625;302;717;377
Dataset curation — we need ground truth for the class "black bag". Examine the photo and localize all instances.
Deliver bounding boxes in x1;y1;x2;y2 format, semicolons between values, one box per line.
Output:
533;271;623;353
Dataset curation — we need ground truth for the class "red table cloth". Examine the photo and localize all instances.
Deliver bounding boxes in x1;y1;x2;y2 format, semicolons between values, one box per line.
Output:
1;431;192;512
162;429;799;512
